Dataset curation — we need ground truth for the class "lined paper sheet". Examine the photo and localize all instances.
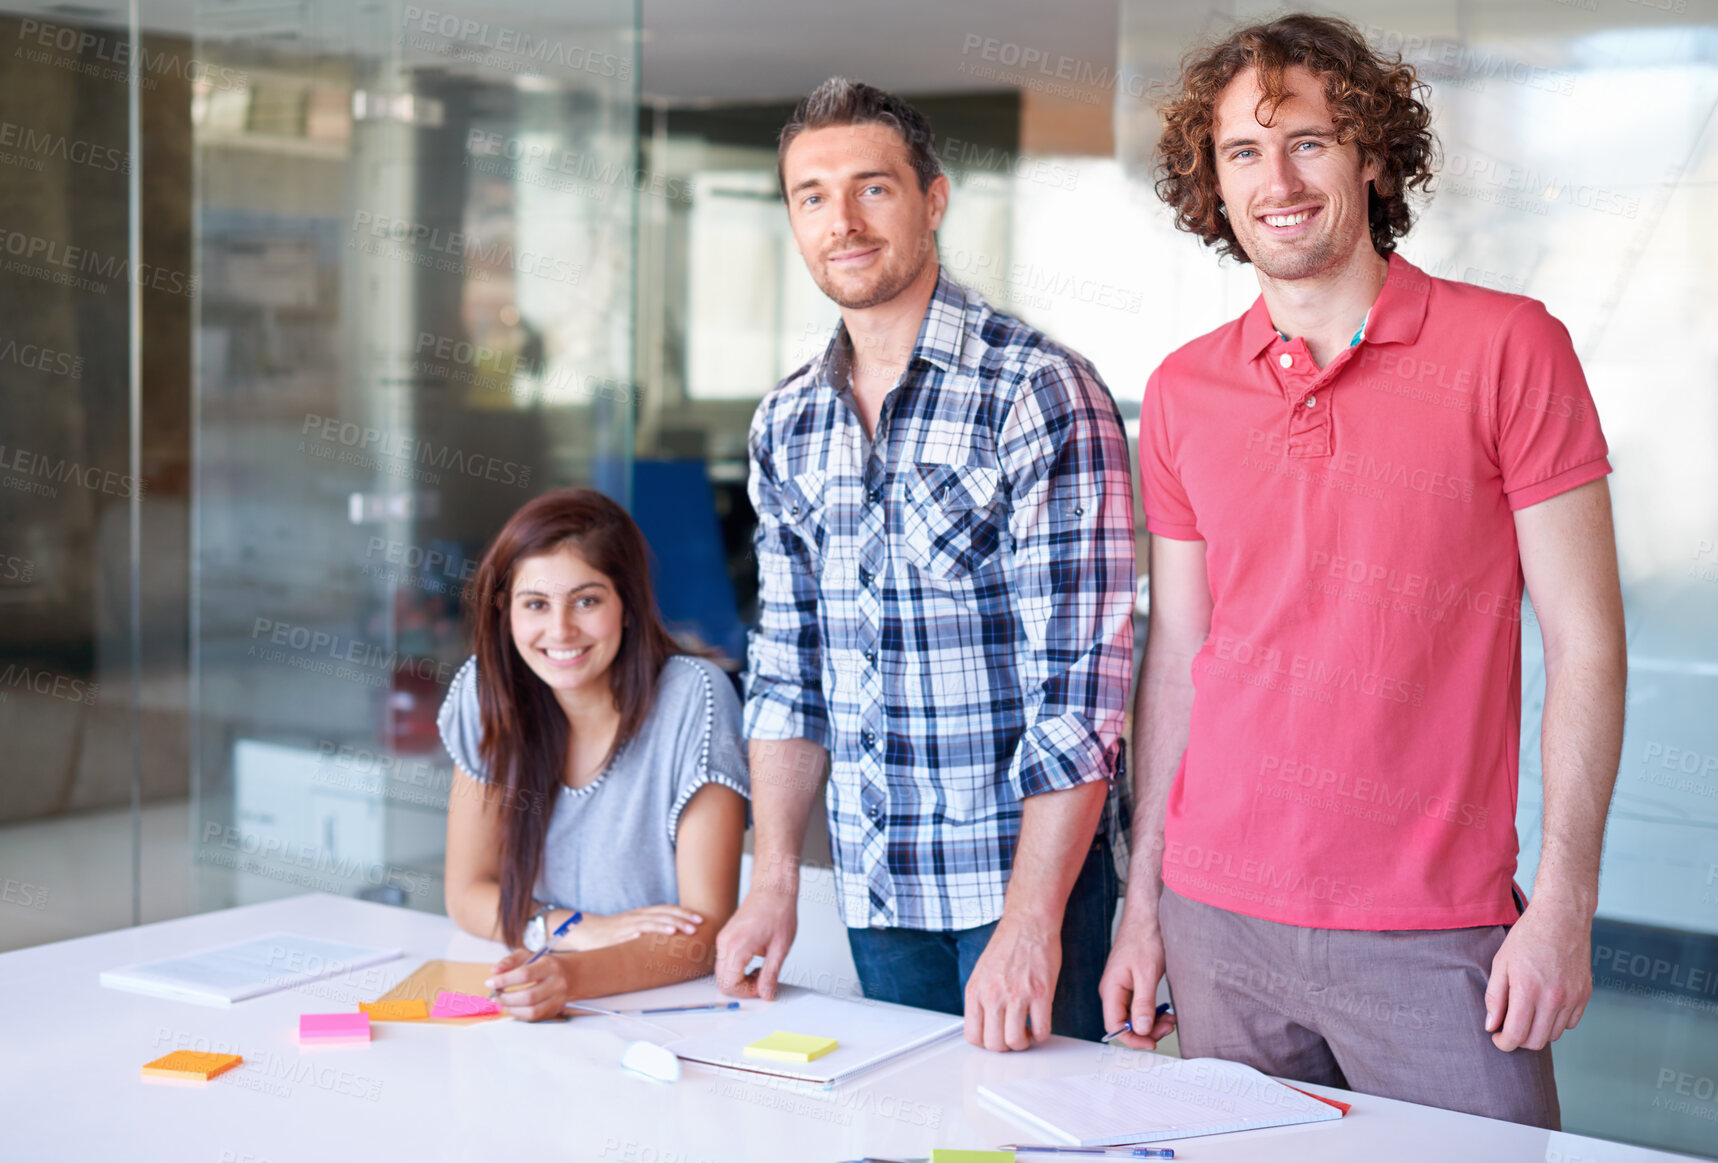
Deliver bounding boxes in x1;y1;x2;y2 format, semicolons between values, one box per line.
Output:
979;1056;1344;1146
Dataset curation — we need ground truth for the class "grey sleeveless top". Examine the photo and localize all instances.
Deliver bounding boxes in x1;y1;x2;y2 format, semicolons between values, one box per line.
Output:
437;654;750;915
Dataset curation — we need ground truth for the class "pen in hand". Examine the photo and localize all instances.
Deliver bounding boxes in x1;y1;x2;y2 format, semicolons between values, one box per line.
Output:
490;910;582;1000
1101;1002;1173;1045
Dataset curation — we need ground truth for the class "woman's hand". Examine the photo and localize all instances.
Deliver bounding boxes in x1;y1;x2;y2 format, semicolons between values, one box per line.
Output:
485;949;580;1022
554;905;704;951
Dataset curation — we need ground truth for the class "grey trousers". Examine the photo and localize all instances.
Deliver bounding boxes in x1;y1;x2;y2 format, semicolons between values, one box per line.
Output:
1158;886;1561;1129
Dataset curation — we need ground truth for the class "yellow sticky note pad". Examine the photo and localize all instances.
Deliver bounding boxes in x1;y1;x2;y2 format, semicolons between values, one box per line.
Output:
141;1051;243;1081
359;998;430;1021
742;1031;838;1063
930;1152;1014;1163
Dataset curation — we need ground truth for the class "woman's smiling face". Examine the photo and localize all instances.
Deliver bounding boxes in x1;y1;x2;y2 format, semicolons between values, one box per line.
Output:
507;541;625;701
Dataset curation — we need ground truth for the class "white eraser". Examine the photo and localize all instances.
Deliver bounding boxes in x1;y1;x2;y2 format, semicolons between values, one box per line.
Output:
621;1040;681;1083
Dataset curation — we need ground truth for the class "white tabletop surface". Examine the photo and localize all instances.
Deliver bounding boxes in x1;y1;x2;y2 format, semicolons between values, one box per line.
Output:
0;893;1702;1163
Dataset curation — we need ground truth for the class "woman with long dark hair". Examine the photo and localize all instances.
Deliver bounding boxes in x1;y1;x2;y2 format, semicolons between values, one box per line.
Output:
440;487;750;1020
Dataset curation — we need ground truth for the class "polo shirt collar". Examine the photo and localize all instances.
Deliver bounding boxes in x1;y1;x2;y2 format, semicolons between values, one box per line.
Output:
813;266;975;394
1366;253;1431;347
1240;251;1431;360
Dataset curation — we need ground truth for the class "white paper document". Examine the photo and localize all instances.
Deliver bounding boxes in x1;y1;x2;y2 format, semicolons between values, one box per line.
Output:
979;1056;1344;1146
664;989;963;1088
100;932;402;1006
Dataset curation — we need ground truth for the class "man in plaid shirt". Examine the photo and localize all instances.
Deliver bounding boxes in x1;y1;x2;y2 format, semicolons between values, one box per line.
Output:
713;78;1137;1049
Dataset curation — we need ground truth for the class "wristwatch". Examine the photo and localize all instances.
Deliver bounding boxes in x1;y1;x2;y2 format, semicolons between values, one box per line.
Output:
523;904;556;952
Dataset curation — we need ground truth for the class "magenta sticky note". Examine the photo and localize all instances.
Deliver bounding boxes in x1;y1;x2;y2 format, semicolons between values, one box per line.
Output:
299;1012;372;1043
431;990;501;1018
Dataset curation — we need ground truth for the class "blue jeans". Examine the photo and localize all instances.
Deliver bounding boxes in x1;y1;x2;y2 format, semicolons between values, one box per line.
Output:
845;839;1119;1041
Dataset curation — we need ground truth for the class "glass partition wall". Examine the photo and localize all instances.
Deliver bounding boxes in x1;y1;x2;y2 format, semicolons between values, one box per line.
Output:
0;4;186;951
189;2;639;918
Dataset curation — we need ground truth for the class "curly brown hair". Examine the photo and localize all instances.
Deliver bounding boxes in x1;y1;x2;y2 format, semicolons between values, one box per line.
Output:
1156;13;1437;263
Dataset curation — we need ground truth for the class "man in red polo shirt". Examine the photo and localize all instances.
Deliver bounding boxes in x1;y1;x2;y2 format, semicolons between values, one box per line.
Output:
1098;15;1626;1128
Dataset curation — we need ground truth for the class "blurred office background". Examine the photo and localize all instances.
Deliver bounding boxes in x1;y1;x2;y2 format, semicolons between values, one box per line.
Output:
0;0;1713;1154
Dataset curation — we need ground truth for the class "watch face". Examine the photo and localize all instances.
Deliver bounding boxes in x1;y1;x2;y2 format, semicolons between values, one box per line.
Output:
524;915;546;952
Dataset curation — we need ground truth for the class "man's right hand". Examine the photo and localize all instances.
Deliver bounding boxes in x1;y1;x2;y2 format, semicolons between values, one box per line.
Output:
1098;907;1177;1050
714;886;798;999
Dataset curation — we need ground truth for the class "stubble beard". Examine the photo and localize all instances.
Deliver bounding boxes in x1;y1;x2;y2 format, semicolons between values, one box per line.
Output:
815;236;934;310
1237;201;1371;282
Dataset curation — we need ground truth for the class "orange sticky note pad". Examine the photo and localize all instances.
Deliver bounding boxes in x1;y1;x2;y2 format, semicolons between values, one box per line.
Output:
299;1012;372;1043
141;1050;243;1081
359;998;430;1021
743;1031;838;1063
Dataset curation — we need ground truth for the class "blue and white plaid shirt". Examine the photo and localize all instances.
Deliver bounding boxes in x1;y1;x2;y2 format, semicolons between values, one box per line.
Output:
743;269;1137;931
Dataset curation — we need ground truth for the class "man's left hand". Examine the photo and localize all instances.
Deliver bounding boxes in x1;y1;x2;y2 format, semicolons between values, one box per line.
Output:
964;914;1060;1052
1483;894;1593;1052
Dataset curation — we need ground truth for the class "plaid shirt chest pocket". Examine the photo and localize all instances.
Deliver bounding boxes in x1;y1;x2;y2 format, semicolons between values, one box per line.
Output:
779;468;829;574
898;463;1006;584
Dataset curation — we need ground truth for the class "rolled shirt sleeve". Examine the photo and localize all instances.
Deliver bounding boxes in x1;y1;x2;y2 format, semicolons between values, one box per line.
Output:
998;359;1138;799
741;401;833;750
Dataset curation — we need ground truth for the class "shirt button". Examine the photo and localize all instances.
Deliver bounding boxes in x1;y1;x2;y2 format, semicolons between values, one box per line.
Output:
861;729;875;749
858;567;872;587
1305;395;1317;408
864;649;876;665
1279;353;1293;369
867;488;881;504
867;803;883;822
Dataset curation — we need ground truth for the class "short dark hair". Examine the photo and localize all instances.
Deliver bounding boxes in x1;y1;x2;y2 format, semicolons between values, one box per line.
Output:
1156;13;1437;262
777;77;942;200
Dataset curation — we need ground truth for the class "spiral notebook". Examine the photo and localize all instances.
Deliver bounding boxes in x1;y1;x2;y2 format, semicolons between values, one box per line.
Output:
978;1056;1344;1146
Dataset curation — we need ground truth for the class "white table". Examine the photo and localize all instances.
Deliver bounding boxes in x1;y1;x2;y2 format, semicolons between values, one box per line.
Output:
0;894;1701;1163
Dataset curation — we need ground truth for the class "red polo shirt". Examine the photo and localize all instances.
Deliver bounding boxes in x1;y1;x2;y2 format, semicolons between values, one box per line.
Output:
1142;254;1610;930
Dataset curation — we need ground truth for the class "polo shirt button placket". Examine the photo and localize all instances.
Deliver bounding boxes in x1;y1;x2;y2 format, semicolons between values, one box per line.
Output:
1274;340;1331;458
1287;391;1331;456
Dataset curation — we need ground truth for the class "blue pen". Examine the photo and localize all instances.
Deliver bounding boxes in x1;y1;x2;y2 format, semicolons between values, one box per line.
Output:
1100;1002;1172;1044
636;1000;741;1015
1005;1148;1174;1159
491;910;582;999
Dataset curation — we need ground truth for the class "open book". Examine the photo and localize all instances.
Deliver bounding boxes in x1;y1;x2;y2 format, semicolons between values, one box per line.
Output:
664;989;962;1089
979;1056;1344;1146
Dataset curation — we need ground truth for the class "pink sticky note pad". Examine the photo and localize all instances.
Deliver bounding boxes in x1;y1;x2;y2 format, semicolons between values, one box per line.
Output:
432;990;502;1018
299;1012;372;1044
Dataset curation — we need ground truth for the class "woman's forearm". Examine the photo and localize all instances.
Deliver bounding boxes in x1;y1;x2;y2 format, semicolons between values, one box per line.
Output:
446;878;509;943
562;919;723;998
